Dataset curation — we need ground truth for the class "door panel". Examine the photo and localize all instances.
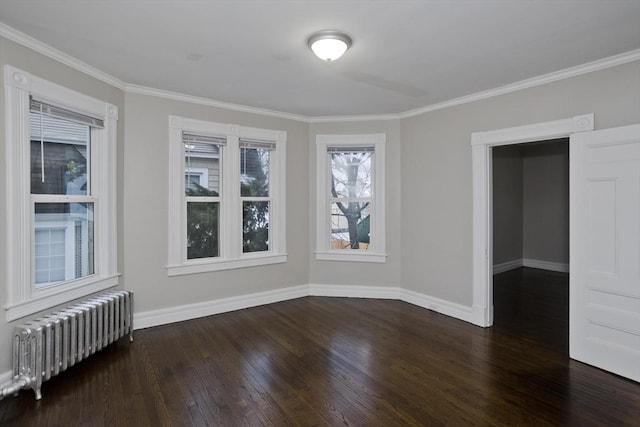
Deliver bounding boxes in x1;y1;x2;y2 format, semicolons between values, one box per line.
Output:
570;124;640;382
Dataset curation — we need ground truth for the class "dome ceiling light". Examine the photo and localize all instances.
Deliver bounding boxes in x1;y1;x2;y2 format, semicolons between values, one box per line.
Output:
307;31;352;61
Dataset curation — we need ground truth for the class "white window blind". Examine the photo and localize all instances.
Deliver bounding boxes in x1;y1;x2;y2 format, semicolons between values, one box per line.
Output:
30;97;104;128
182;132;226;146
239;138;276;150
327;145;375;153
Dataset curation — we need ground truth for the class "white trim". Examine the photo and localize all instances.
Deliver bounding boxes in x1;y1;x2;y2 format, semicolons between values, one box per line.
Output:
167;254;287;276
134;285;308;329
4;65;119;321
127;84;308;122
5;277;118;322
133;49;640;122
314;251;387;263
522;259;569;273
471;114;593;327
471;114;594;146
134;284;476;330
308;284;399;299
2;23;636;122
400;289;474;324
307;285;473;323
0;23;125;90
492;258;570;274
168;116;287;274
493;259;523;274
398;50;640;120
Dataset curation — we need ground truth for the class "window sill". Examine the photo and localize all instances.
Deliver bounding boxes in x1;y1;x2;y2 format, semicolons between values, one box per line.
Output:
315;251;387;263
4;274;120;322
167;253;287;276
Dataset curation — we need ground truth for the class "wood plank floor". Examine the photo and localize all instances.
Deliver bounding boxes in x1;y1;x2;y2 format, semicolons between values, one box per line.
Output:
1;272;639;426
493;267;569;354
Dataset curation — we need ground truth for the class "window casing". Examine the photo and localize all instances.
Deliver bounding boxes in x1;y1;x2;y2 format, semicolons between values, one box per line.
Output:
4;65;119;321
316;134;386;263
168;116;286;275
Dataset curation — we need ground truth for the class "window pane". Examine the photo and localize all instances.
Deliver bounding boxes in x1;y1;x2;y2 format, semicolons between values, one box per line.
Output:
185;143;221;196
243;201;269;253
187;202;219;259
34;202;94;288
330;203;370;250
240;148;269;197
330;152;372;198
30;111;90;195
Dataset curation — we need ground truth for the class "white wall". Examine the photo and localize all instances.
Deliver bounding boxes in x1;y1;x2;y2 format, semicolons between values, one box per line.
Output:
522;141;569;265
123;93;310;315
308;120;402;288
0;36;126;374
492;145;523;265
492;140;570;271
401;61;640;307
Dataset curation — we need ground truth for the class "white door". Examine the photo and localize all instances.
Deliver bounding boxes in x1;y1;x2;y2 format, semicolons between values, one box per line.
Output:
570;124;640;382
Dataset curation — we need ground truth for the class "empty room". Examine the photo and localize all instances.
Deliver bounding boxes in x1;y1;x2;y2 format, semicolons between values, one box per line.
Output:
1;1;639;425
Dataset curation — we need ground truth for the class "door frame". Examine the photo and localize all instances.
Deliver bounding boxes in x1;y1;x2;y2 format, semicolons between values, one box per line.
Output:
470;113;594;327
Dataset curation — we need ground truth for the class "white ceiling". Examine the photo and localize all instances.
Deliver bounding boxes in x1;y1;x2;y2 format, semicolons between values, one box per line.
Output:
1;0;639;118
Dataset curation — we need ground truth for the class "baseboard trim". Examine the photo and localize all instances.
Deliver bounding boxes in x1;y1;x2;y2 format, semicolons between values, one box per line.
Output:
400;289;474;324
493;259;523;274
523;258;569;273
309;284;474;324
133;285;309;330
308;284;399;300
493;258;569;274
134;283;477;330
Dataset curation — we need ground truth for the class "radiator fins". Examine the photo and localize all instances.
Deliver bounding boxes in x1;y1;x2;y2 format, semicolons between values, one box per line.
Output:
1;289;133;400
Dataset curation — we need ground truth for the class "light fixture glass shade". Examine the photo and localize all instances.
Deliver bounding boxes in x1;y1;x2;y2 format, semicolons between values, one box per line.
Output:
308;31;352;61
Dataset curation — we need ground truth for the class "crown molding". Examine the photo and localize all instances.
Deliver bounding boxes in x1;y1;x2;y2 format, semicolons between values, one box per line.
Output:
308;113;403;123
125;84;310;122
0;22;126;90
1;22;638;123
398;49;640;120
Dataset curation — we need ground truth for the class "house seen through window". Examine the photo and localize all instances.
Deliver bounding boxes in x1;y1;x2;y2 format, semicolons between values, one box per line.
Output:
30;105;96;289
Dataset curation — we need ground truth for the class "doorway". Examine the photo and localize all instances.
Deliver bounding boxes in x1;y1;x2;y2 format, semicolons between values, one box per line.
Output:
470;113;593;328
472;117;640;381
492;139;569;353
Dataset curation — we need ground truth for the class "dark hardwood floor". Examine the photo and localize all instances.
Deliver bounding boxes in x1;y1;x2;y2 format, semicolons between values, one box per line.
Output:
493;267;569;354
1;277;639;426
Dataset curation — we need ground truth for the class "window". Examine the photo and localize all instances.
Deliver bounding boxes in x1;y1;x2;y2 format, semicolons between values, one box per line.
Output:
30;103;95;289
316;134;386;262
183;133;224;260
240;140;274;254
168;116;286;275
4;65;118;321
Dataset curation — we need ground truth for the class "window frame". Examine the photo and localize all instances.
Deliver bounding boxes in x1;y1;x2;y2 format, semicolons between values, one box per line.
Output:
4;65;119;321
315;133;387;263
167;116;287;276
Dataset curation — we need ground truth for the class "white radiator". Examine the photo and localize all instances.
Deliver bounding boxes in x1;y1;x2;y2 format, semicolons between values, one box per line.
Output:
0;289;133;400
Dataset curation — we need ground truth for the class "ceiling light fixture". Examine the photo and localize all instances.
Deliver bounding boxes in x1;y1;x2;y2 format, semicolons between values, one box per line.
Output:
307;31;352;62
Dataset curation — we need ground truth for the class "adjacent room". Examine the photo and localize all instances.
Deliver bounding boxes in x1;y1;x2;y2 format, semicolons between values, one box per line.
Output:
1;1;639;425
492;139;570;353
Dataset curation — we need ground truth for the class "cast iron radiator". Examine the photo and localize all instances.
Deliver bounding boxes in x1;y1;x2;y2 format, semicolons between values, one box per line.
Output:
0;289;133;400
